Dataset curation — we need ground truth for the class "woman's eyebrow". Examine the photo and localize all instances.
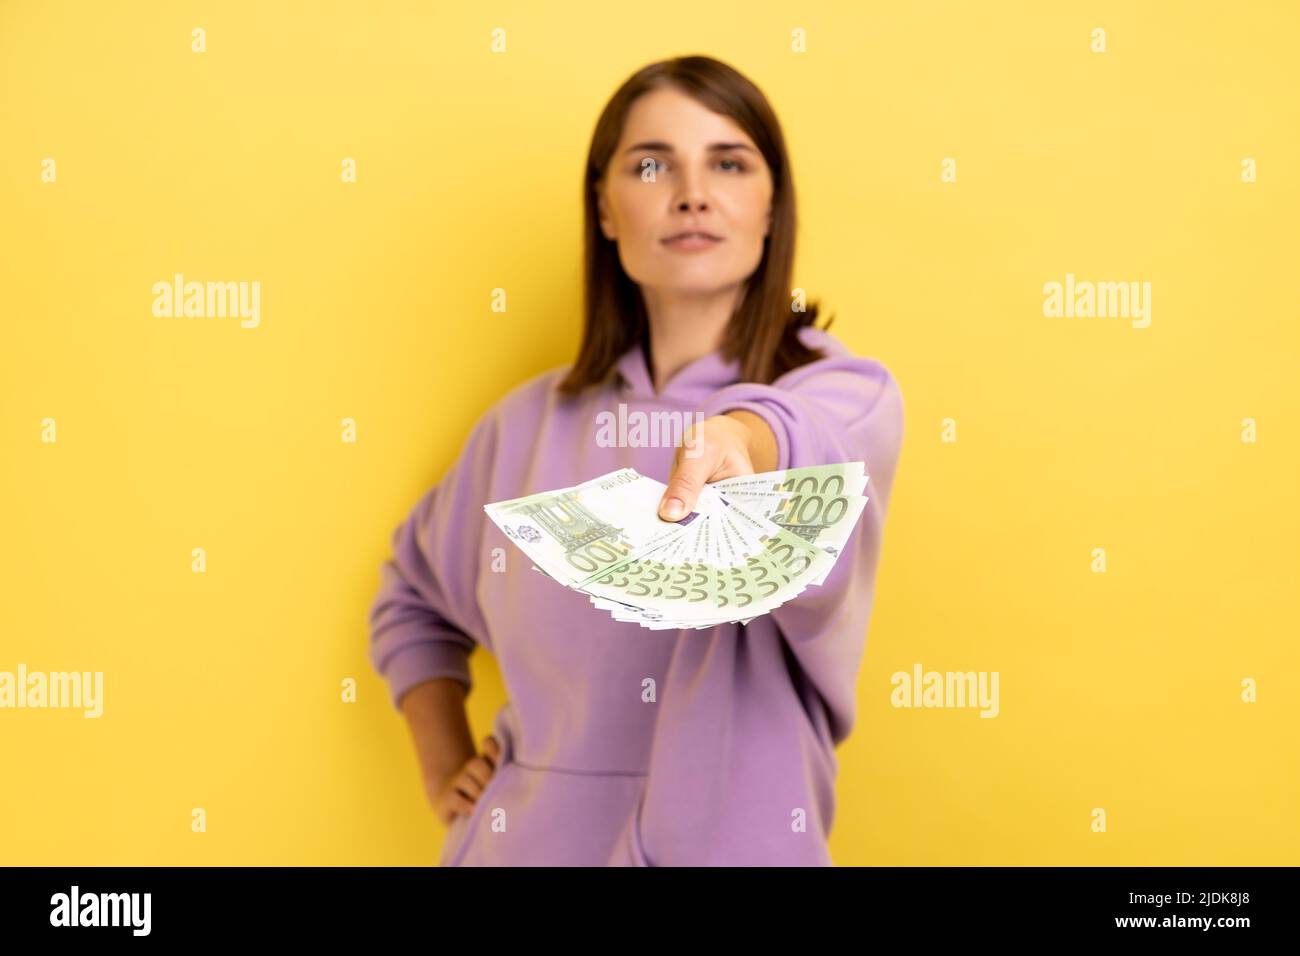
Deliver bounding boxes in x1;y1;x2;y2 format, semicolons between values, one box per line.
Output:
623;141;757;154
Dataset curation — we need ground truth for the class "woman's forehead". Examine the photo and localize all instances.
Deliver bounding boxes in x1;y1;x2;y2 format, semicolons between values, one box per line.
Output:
620;88;755;149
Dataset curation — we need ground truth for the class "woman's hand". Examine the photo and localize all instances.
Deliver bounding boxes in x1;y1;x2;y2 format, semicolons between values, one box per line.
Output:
658;411;778;520
424;734;501;828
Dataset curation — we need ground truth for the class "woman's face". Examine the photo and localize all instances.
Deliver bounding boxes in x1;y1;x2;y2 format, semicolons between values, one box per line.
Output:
597;86;773;297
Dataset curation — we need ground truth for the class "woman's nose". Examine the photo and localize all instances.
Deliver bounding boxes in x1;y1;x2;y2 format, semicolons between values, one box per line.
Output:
673;168;709;210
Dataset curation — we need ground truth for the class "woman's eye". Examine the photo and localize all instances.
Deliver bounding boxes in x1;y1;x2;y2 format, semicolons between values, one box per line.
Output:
636;156;747;175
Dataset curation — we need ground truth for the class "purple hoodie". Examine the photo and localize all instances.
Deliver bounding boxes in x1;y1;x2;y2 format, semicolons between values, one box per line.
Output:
367;324;904;865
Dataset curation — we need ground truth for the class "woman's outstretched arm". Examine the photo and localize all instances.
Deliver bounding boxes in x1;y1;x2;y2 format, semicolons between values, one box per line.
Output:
656;347;905;743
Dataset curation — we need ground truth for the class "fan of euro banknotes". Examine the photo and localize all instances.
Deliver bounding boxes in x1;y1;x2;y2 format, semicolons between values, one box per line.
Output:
483;462;868;629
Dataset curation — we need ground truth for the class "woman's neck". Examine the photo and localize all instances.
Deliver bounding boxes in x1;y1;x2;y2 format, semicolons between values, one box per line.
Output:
642;284;742;394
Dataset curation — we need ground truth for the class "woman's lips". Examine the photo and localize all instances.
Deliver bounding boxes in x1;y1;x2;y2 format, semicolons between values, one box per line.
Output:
661;233;723;251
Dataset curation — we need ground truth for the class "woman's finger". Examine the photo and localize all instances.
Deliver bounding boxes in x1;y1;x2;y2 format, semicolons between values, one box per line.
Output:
445;789;476;820
460;756;494;792
660;447;715;520
482;734;502;767
455;767;487;800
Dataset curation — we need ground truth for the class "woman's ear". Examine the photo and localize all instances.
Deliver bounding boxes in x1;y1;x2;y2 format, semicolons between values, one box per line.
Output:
596;188;617;241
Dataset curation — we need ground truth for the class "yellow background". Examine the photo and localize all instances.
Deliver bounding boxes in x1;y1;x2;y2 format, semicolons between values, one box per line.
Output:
1;1;1296;865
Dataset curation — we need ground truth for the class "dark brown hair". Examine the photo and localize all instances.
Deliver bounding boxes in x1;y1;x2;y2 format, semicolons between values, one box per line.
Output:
557;54;834;397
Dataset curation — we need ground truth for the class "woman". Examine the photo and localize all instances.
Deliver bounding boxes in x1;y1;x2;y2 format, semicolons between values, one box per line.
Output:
368;54;904;866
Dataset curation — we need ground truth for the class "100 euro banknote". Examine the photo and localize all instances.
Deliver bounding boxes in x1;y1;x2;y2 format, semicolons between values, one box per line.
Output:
484;462;869;628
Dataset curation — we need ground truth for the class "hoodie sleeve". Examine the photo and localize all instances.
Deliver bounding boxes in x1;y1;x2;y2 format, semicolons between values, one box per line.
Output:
697;349;904;742
367;411;498;712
